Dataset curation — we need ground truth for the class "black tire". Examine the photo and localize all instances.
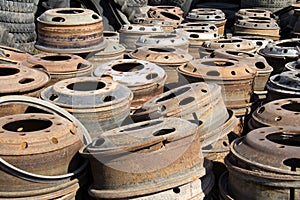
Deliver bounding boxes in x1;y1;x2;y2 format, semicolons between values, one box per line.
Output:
1;22;35;33
0;0;35;13
13;41;35;52
13;32;36;43
5;0;34;3
0;11;34;23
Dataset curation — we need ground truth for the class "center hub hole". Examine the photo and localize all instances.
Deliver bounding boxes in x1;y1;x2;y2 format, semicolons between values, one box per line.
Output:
281;102;300;112
266;132;300;147
3;119;53;132
112;63;144;72
0;68;20;76
41;55;72;61
67;81;106;91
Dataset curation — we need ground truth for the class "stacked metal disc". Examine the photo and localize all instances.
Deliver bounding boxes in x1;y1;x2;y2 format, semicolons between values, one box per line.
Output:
80;117;215;199
233;9;280;40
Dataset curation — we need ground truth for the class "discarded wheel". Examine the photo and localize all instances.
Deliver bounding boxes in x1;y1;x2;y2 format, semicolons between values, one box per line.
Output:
285;59;300;72
132;18;175;32
178;58;257;117
223;126;300;200
41;77;133;139
0;113;87;199
186;8;227;35
249;98;300;129
266;71;300;101
135;33;189;52
80;118;205;199
235;36;273;52
235;8;276;20
176;26;218;58
0;45;30;64
21;54;93;86
36;8;107;53
132;82;239;160
119;24;164;52
148;10;183;27
129;47;192;84
234;19;280;41
92;59;166;110
208;49;273;98
86;43;125;66
258;38;300;74
199;38;256;58
149;5;184;17
0;64;49;97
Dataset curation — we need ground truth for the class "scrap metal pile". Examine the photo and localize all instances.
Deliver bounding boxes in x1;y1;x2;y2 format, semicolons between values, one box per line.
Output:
0;1;299;199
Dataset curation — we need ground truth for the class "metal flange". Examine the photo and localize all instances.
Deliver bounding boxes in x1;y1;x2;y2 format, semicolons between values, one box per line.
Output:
87;43;125;66
132;82;229;134
129;47;192;84
119;24;164;51
149;5;183;17
132;18;175;32
80;118;205;199
258;39;300;74
178;58;257;116
199;38;256;58
36;8;107;53
224;126;300;199
267;71;300;100
41;77;133;139
135;33;189;52
92;59;166;110
21;54;93;86
0;45;30;64
249;98;300;129
285;60;300;72
148;10;183;27
234;36;273;51
234;19;280;40
0;64;49;97
208;49;273;95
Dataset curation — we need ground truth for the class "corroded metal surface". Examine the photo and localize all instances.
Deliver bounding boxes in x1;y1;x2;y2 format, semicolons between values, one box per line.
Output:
234;19;280;40
0;45;31;64
92;59;166;110
135;33;189;52
87;43;125;66
176;26;218;58
132;18;175;32
178;58;257;116
80;118;205;199
249;98;300;129
36;8;106;53
0;113;83;192
186;8;227;35
0;64;50;97
103;31;119;43
267;71;300;101
148;10;183;28
21;54;93;86
235;8;275;20
199;38;256;58
129;47;192;84
207;49;273;96
235;36;273;51
285;59;300;72
133;83;229;133
149;6;184;17
224;126;300;199
128;160;214;200
258;38;300;74
41;77;133;139
119;24;164;51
